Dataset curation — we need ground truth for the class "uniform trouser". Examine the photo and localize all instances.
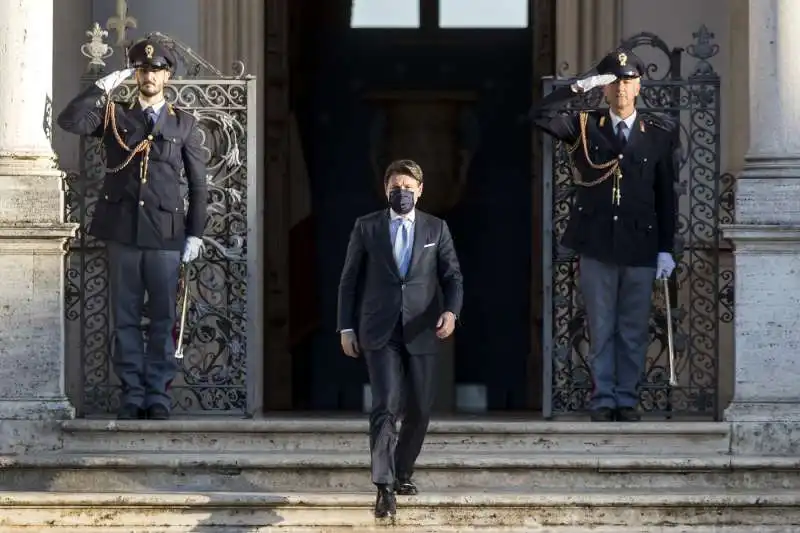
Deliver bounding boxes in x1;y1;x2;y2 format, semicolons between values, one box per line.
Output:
579;255;656;410
364;322;437;486
107;241;181;410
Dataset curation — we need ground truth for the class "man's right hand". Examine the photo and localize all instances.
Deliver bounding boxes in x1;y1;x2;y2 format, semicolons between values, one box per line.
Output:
340;331;360;358
571;73;618;93
95;68;136;94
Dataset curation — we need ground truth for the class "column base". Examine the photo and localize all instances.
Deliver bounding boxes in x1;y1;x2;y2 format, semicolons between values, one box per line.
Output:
0;398;75;420
0;399;74;455
736;155;800;224
0;221;76;455
0;156;64;224
722;223;800;456
725;402;800;455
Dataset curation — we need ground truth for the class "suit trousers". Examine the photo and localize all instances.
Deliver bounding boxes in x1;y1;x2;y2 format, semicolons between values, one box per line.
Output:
364;321;437;486
579;255;656;410
107;241;181;410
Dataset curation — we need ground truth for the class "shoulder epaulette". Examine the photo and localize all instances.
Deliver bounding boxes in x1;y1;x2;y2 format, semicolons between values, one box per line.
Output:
641;112;678;132
171;104;193;116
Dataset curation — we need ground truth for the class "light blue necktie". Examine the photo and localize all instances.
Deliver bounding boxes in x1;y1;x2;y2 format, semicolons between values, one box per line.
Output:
393;219;411;277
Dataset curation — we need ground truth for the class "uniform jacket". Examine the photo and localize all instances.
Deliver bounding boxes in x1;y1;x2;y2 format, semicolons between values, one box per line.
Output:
530;85;679;267
57;84;207;251
337;209;464;355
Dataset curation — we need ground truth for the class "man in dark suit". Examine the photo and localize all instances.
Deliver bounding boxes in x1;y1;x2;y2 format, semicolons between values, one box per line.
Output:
530;48;679;422
57;38;208;421
337;159;463;519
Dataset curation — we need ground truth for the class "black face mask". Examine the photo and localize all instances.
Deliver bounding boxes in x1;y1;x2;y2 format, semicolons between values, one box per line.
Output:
388;188;415;215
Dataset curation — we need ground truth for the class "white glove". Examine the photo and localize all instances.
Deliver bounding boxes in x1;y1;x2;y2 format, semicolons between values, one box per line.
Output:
656;252;676;279
571;73;617;93
181;236;204;263
94;68;135;93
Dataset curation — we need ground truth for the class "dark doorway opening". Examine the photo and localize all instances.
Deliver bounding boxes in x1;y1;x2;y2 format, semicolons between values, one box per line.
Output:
282;0;538;413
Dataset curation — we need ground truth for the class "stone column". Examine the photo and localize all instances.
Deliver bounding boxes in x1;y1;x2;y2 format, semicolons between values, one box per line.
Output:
0;0;77;453
722;0;800;455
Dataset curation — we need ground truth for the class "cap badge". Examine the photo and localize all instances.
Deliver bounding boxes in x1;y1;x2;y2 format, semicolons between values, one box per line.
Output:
618;52;627;66
145;44;154;59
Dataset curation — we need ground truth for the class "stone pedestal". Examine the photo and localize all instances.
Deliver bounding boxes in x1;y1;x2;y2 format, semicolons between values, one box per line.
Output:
722;227;800;454
0;0;76;454
723;0;800;455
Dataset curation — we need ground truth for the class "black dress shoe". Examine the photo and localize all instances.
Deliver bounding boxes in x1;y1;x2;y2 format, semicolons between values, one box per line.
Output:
146;404;170;420
589;407;615;422
117;404;145;420
616;407;641;422
394;478;418;496
374;486;396;519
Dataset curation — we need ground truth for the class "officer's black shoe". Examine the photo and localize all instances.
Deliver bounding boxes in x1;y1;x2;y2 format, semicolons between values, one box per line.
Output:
146;404;170;420
589;407;615;422
374;485;396;519
394;477;418;496
616;407;641;422
117;404;145;420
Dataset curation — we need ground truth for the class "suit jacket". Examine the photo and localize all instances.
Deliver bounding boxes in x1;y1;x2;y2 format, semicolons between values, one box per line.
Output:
337;209;464;355
530;85;679;267
57;84;208;251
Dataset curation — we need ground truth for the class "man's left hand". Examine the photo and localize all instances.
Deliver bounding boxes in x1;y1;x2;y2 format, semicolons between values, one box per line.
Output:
656;252;676;279
182;236;204;263
436;311;457;339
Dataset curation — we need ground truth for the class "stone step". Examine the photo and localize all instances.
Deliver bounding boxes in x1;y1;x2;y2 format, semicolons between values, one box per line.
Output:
60;418;731;455
1;451;797;492
0;529;788;533
0;490;798;531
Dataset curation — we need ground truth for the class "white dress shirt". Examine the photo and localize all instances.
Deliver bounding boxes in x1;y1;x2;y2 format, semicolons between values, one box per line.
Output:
609;109;637;140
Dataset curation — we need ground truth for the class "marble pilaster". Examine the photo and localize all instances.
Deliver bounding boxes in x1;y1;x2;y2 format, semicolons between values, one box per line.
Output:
723;0;800;455
555;0;623;75
0;0;77;453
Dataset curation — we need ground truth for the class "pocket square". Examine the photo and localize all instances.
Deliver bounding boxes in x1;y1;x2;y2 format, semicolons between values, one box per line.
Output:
423;242;436;248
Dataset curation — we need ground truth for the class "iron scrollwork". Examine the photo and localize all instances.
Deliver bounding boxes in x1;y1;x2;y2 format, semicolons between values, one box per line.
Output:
65;29;254;415
542;27;731;418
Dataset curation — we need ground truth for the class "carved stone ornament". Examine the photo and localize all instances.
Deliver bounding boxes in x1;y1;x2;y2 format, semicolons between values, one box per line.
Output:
81;23;114;72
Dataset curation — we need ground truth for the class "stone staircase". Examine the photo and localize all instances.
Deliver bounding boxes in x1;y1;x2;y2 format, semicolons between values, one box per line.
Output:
0;417;798;531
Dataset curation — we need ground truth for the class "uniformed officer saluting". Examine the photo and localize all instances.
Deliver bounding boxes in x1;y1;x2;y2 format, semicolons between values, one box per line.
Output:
57;38;208;420
530;48;679;422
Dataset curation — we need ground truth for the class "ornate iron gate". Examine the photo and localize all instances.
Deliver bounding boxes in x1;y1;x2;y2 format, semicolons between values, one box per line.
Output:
64;30;260;416
541;27;734;419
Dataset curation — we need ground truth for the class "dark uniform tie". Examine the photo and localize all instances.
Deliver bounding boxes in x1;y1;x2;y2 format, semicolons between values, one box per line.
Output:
616;121;628;147
144;107;158;130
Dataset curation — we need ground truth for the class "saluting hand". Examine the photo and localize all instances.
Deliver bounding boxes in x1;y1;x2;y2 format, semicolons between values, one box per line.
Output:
571;73;618;93
94;68;136;94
